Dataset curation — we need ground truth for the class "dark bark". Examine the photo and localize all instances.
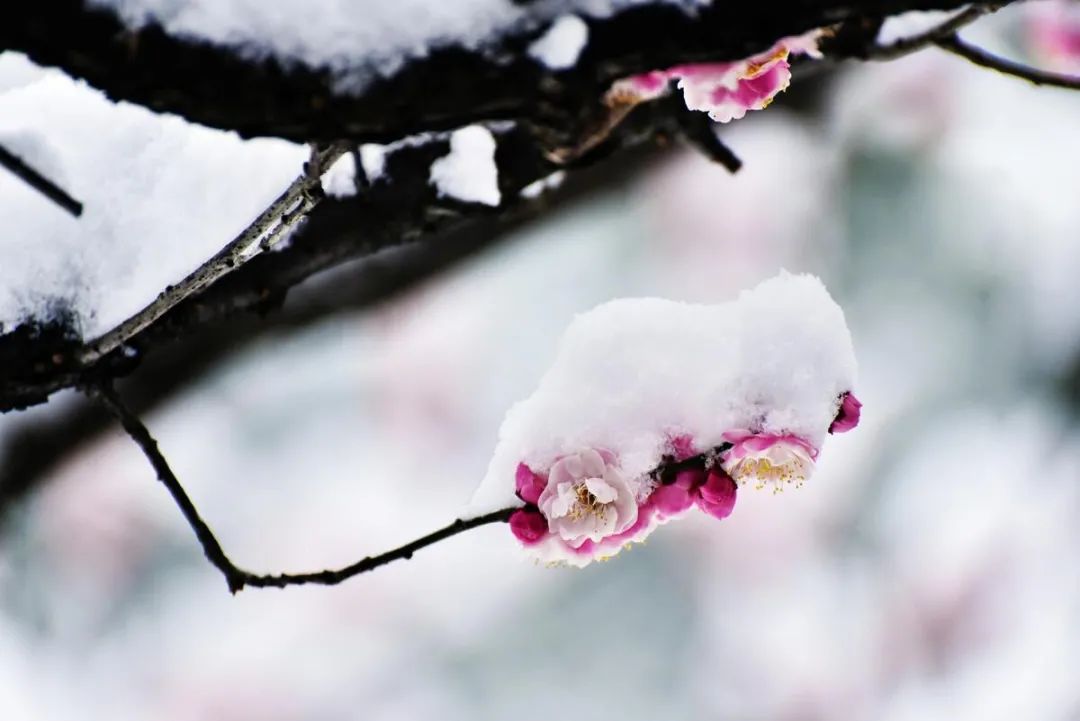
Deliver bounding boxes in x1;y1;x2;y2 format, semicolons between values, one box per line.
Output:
0;97;685;413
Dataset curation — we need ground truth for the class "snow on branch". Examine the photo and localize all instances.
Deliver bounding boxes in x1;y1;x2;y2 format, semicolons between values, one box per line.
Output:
76;143;347;366
4;0;1007;144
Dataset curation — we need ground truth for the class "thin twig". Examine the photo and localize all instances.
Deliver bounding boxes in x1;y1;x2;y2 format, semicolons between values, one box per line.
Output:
935;34;1080;89
0;143;84;217
86;380;515;593
75;143;349;366
865;4;998;60
675;107;742;174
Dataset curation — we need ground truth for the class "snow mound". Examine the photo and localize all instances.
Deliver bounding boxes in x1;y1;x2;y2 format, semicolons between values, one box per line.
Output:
471;271;857;516
429;126;501;207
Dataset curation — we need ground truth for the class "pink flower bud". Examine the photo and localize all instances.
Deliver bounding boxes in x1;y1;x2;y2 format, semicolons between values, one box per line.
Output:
828;392;862;434
696;469;738;520
509;509;549;545
515;462;546;505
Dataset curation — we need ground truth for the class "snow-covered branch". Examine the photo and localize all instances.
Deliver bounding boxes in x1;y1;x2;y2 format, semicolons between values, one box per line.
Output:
5;1;1011;145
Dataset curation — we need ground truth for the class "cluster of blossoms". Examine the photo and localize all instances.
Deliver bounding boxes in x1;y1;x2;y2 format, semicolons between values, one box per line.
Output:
510;391;862;565
605;30;822;123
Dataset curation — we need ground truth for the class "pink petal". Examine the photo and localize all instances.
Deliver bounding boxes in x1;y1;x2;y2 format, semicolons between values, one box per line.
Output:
697;470;738;520
669;434;697;461
829;392;863;434
672;468;705;490
651;484;695;517
515;462;546;505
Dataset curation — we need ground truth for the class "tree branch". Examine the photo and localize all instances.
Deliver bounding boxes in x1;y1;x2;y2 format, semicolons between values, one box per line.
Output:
3;0;1006;144
0;143;84;217
75;143;346;366
86;380;516;593
863;4;998;60
0;147;654;526
935;33;1080;90
0;108;675;413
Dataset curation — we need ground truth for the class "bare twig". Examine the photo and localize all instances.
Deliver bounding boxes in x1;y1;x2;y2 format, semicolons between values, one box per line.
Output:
0;143;84;217
86;380;515;593
75;143;348;366
865;4;998;60
675;107;742;174
935;34;1080;89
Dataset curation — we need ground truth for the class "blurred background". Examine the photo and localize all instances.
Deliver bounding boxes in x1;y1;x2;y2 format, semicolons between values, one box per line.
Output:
2;3;1080;720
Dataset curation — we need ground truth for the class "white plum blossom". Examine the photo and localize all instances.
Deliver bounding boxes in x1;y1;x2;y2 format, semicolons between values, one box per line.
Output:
537;449;638;547
720;431;818;493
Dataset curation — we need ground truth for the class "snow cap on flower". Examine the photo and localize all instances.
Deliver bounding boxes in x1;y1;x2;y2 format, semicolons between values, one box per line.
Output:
829;392;862;434
605;30;822;122
471;271;857;567
721;431;817;493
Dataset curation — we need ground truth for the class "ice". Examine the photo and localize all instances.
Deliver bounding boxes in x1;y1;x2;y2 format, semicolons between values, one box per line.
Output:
528;14;589;70
471;271;857;513
428;125;501;207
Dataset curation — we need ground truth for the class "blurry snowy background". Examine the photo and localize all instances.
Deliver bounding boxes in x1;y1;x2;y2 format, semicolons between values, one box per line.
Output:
3;2;1080;720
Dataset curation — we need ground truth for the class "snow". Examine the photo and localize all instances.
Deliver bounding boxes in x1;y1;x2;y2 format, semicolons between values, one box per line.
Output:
319;152;357;198
0;52;306;338
471;271;857;513
519;170;566;199
358;143;387;183
91;1;705;84
528;15;589;70
428;125;501;207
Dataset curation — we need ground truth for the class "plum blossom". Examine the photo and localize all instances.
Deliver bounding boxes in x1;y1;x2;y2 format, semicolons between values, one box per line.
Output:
829;391;862;434
1027;0;1080;72
536;449;638;548
606;30;822;123
650;467;738;521
696;469;738;519
720;430;818;493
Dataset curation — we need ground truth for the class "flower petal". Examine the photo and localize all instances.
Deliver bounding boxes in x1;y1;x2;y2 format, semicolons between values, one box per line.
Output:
697;470;738;520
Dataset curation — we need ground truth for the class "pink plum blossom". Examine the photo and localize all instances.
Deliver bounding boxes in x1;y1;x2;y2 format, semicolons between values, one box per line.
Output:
515;462;546;505
1028;0;1080;72
696;469;738;520
650;468;703;518
721;430;818;492
649;466;738;521
606;30;822;123
829;391;862;434
537;448;638;548
668;433;698;461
